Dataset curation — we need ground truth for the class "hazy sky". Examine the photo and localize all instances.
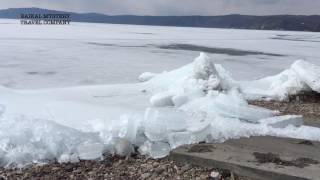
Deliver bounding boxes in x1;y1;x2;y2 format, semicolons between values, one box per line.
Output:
0;0;319;16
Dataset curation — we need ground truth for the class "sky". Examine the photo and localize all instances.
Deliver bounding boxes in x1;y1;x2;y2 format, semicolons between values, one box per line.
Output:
0;0;319;16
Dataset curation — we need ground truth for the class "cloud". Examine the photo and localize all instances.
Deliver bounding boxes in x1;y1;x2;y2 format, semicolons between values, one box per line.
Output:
0;0;319;15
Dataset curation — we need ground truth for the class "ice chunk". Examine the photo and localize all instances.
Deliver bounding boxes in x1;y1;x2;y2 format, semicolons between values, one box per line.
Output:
172;95;188;107
0;114;103;167
114;138;134;157
215;64;237;90
206;75;221;90
138;72;157;82
143;108;188;141
191;124;213;143
138;141;170;158
124;115;142;144
58;154;79;163
76;143;104;160
168;132;193;149
135;132;148;147
259;115;303;128
240;69;309;101
238;60;320;100
143;108;167;141
184;112;213;143
291;60;320;93
193;52;218;80
58;154;70;163
212;90;276;123
185;111;209;132
150;91;174;107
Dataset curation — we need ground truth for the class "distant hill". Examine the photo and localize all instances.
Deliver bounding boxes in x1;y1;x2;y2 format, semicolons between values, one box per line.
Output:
1;8;319;32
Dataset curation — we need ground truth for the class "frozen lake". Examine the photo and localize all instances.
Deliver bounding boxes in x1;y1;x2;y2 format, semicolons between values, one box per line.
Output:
0;19;319;89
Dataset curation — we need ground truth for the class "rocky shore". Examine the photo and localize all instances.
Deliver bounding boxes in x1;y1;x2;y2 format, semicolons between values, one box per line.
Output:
0;154;241;180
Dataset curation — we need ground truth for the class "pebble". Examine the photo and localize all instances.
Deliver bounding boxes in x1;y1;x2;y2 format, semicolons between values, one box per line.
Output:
51;167;59;171
155;166;165;174
153;162;160;167
0;155;238;180
146;164;153;170
200;174;207;179
210;171;220;180
141;172;151;179
181;164;191;172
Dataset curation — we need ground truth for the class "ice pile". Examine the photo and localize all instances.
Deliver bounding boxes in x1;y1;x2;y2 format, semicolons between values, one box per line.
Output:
239;60;320;100
0;53;320;167
0;113;103;167
137;53;320;157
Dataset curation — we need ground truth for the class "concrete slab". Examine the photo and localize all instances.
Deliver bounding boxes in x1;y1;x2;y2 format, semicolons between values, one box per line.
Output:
170;136;320;180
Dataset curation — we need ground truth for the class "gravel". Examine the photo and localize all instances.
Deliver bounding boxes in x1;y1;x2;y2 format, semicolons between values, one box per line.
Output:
250;92;320;118
0;154;242;180
249;92;320;127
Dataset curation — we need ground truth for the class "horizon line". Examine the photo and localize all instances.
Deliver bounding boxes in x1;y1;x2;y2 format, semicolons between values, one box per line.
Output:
1;7;320;17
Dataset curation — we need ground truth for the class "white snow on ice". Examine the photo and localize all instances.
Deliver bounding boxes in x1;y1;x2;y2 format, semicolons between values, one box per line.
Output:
0;19;320;89
0;19;320;167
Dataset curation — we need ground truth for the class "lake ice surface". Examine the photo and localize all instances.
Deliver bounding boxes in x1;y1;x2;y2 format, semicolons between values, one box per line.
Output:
0;19;319;89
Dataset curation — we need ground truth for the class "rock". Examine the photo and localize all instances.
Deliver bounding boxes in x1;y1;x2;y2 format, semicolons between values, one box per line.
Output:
150;174;158;179
72;169;82;174
180;164;191;173
114;138;134;157
153;162;160;167
210;171;220;180
88;171;95;175
64;164;74;172
200;174;207;179
141;172;151;179
155;167;165;174
146;164;153;170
